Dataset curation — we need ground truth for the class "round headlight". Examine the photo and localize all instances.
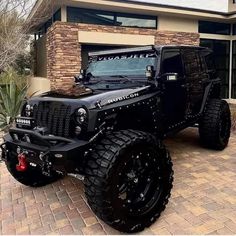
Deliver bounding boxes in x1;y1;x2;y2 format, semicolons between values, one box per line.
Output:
76;108;87;124
25;104;32;117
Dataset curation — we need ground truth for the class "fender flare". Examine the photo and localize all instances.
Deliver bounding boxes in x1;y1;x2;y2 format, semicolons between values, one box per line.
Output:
200;78;221;114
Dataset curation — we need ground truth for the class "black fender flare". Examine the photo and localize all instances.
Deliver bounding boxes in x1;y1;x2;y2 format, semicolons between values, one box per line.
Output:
200;78;221;114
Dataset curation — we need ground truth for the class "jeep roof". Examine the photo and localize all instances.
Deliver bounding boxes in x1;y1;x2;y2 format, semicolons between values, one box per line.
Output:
88;45;211;57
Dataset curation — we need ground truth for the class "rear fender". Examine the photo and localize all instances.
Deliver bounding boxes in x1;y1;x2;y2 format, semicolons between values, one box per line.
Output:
200;78;221;114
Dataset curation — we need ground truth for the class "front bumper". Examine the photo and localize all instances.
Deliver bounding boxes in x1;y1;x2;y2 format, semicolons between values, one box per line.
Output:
0;128;90;174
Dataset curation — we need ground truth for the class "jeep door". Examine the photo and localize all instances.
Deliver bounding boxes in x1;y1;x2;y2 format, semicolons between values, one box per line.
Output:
160;49;187;126
181;48;208;116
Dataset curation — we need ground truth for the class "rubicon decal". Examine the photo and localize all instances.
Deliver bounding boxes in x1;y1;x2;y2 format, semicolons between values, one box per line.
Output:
107;93;139;104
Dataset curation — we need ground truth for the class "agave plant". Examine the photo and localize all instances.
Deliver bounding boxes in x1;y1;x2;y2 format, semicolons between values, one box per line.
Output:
0;81;27;130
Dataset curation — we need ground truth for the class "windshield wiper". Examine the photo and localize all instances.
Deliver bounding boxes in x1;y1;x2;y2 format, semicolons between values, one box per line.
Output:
109;75;128;79
105;75;137;84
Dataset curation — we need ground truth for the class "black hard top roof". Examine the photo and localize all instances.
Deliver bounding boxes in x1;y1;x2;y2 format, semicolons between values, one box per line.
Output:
88;45;210;57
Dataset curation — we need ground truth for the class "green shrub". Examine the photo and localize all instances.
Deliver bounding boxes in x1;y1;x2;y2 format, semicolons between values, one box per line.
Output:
0;67;27;89
0;69;28;131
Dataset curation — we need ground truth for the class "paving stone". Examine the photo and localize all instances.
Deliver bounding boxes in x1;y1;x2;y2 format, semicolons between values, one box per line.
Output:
41;213;55;226
83;216;98;226
82;223;106;235
150;226;171;235
224;220;236;232
54;212;68;221
0;128;236;235
217;226;235;235
59;225;75;235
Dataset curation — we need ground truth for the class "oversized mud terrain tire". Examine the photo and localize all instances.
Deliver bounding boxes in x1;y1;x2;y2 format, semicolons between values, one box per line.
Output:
5;150;61;187
199;99;231;150
84;130;173;233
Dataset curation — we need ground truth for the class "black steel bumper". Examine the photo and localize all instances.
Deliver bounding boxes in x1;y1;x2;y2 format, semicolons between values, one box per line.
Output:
0;128;90;173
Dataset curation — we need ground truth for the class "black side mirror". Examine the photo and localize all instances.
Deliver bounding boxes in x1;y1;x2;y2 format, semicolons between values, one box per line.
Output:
74;69;86;84
146;65;155;80
162;73;178;82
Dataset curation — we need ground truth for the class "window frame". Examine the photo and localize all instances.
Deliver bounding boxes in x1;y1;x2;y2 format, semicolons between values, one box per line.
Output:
66;7;158;29
53;8;61;22
199;21;231;35
200;39;230;98
35;8;62;38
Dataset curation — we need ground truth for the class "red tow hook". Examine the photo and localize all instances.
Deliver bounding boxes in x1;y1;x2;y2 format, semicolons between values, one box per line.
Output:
16;153;28;172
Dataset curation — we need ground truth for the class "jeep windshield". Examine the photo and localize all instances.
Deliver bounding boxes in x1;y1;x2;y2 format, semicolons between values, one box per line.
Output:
87;52;157;78
84;52;157;90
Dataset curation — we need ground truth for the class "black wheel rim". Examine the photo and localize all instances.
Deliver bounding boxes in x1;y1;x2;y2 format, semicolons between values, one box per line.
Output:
113;146;163;217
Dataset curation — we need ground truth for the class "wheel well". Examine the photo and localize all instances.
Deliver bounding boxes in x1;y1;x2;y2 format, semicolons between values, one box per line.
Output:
114;106;155;132
210;82;221;99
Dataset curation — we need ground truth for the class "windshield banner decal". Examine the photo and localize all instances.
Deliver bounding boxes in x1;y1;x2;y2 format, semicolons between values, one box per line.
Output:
90;53;156;62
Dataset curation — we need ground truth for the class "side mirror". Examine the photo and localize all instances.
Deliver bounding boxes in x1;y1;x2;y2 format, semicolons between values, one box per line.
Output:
162;73;178;82
74;69;86;84
146;65;155;80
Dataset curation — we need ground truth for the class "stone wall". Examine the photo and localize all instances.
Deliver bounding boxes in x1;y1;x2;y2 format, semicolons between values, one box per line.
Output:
46;22;200;90
47;23;82;91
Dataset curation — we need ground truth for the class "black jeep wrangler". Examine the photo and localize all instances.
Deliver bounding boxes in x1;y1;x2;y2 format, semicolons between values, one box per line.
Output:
1;45;231;233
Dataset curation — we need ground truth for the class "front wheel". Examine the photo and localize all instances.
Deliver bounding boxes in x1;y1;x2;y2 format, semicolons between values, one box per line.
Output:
199;99;231;150
84;130;173;233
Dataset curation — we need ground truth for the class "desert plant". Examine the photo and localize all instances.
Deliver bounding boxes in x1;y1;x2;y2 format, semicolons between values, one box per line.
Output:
0;80;27;130
0;67;27;89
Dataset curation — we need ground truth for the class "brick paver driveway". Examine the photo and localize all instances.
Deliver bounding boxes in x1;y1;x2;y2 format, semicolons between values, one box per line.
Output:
0;128;235;235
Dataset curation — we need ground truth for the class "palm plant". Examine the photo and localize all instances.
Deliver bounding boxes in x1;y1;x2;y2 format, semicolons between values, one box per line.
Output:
0;81;27;130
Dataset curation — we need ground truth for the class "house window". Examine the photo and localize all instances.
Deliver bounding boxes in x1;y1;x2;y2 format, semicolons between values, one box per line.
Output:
115;13;157;28
44;18;53;33
232;41;236;98
200;39;230;98
199;21;231;35
232;24;236;35
53;8;61;22
35;8;61;39
67;7;157;29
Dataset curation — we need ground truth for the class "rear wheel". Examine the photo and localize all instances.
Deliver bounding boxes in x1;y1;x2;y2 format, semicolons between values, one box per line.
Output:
199;99;231;150
5;150;61;187
84;130;173;233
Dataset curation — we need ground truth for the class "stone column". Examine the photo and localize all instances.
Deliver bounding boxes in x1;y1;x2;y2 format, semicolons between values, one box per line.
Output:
47;22;81;91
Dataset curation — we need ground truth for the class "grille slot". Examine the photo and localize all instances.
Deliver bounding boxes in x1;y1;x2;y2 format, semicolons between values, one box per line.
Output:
33;102;72;137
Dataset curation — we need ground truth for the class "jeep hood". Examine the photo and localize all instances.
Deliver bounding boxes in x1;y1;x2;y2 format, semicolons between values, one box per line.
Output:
28;86;153;110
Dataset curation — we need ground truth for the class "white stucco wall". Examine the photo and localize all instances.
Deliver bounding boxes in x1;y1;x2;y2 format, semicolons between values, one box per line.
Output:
131;0;229;13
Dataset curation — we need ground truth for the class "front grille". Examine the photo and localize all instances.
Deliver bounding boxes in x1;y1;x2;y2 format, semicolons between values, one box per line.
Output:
33;102;72;137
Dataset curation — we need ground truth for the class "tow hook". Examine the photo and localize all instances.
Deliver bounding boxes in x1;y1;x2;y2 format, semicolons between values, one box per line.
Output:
16;153;28;172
